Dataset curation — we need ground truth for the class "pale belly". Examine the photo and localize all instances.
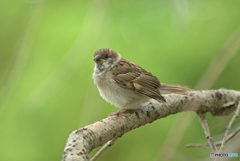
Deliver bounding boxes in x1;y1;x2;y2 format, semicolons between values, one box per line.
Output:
93;70;150;109
97;78;133;108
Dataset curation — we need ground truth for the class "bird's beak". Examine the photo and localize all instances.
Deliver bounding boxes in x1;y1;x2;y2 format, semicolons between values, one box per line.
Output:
93;55;100;62
93;55;105;62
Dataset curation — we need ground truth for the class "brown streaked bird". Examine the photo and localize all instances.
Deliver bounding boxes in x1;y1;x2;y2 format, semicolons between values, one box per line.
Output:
92;48;192;116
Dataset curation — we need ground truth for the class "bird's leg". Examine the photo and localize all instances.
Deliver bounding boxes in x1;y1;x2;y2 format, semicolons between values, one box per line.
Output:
108;103;129;117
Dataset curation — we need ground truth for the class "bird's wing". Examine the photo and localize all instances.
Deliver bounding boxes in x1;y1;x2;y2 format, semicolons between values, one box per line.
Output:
112;59;166;102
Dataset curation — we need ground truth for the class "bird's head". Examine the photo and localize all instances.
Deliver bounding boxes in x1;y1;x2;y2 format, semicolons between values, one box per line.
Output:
93;48;121;72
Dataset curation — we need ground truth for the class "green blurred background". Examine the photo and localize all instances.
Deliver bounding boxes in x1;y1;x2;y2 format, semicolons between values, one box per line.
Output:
1;0;240;161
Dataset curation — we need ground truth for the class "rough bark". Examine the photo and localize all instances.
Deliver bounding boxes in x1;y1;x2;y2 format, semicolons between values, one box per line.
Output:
62;89;240;161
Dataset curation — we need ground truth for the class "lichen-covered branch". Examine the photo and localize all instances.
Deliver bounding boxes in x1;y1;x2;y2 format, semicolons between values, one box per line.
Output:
62;89;240;161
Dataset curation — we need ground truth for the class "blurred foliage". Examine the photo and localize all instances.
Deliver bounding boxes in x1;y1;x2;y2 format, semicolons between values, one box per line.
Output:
0;0;240;161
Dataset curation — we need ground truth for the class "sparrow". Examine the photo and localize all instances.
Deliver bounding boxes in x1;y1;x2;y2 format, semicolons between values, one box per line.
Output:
92;48;192;116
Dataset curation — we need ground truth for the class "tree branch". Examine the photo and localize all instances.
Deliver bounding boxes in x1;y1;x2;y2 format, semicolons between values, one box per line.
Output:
62;89;240;161
219;100;240;152
90;139;117;161
186;125;240;148
198;113;218;153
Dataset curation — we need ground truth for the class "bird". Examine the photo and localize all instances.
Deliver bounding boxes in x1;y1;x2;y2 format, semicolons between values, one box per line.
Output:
92;48;192;116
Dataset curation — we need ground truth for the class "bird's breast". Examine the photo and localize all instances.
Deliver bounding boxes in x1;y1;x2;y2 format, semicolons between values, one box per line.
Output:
93;70;133;108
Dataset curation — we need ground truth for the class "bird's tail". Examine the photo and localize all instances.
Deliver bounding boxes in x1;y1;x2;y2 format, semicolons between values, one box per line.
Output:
159;83;193;95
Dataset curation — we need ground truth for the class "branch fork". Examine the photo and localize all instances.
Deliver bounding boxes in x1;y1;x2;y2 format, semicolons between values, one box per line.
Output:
62;89;240;161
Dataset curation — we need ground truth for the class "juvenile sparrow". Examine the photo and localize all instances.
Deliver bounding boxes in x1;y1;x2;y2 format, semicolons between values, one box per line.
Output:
92;48;191;116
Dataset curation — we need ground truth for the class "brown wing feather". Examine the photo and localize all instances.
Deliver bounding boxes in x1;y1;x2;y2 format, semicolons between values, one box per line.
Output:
112;58;166;102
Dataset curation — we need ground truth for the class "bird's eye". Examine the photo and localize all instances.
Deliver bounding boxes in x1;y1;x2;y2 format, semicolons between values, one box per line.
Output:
105;55;109;59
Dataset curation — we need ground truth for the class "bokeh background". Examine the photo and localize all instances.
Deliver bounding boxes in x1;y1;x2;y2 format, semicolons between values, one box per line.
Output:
1;0;240;161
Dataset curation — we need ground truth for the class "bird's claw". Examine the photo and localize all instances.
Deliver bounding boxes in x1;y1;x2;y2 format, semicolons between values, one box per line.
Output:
108;111;128;117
